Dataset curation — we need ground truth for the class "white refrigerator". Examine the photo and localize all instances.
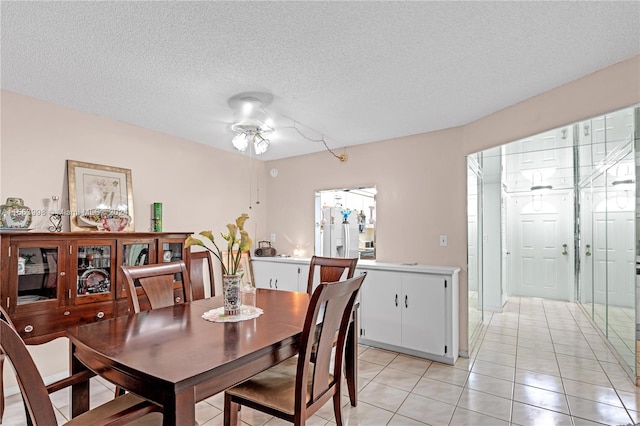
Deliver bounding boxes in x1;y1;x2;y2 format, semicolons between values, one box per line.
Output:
321;208;359;258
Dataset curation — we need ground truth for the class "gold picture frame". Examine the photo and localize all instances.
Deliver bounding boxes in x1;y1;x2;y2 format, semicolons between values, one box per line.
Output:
222;250;255;288
67;160;135;231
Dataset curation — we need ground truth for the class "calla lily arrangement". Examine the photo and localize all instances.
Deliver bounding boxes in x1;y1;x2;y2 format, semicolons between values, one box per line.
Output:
185;213;252;276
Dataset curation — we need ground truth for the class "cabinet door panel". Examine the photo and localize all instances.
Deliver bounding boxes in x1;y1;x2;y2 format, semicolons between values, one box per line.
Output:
73;239;116;304
116;239;156;298
402;273;446;355
11;241;65;314
252;261;299;292
360;269;401;346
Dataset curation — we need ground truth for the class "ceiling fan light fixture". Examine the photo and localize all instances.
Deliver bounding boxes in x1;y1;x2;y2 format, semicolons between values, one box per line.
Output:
231;120;273;155
253;133;270;155
232;132;249;152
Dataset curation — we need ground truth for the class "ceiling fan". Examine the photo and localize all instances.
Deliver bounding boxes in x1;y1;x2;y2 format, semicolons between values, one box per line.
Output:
228;95;274;155
224;91;347;161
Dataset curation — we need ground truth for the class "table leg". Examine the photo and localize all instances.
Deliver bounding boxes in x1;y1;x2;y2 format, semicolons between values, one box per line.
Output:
345;309;358;406
163;389;195;426
69;343;89;418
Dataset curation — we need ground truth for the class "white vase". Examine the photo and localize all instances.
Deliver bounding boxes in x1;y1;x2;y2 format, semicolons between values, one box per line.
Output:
223;274;241;315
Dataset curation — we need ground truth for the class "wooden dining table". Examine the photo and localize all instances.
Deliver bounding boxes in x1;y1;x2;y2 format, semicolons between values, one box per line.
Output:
68;288;359;426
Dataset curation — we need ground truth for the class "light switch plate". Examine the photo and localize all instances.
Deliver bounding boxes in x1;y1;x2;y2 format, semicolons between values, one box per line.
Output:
439;235;448;247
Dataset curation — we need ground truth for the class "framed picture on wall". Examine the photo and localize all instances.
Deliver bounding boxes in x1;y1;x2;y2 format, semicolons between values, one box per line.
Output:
67;160;135;231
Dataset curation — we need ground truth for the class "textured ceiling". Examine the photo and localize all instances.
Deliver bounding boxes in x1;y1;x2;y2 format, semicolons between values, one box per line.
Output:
1;1;639;161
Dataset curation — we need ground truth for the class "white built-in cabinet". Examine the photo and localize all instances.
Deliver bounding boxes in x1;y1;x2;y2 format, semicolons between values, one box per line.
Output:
252;258;308;292
357;266;459;364
251;257;460;364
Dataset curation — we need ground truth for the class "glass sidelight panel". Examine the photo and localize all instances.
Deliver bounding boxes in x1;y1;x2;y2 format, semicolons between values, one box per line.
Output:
467;154;483;350
468;104;638;381
576;106;637;376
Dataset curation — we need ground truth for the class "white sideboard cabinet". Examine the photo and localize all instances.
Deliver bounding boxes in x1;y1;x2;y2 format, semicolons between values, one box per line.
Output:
251;257;460;364
252;258;309;292
358;264;459;364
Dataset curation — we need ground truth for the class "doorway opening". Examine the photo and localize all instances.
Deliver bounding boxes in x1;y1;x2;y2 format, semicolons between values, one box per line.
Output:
467;105;638;379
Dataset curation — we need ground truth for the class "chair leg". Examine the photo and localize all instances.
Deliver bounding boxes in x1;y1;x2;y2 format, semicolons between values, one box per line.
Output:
0;353;4;424
224;394;239;426
333;391;343;426
114;386;126;398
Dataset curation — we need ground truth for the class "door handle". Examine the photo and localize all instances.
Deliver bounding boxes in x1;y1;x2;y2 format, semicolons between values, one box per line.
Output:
405;295;408;308
274;279;278;289
562;244;568;256
585;244;591;256
395;294;398;307
269;278;273;288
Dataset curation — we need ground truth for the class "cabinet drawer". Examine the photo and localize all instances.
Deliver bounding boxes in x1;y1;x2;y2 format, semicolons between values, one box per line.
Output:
14;302;114;343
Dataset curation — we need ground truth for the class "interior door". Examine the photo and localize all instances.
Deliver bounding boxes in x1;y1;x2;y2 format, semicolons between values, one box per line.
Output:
508;192;573;300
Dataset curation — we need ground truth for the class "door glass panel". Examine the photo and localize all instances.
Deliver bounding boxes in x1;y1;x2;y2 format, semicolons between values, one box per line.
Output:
122;243;150;266
162;242;183;263
76;245;111;296
604;150;636;371
468;104;637;380
17;246;58;304
592;171;608;334
162;241;184;282
467;154;483;349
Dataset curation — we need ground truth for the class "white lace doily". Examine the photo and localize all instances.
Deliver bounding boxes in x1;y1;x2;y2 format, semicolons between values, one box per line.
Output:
202;305;264;323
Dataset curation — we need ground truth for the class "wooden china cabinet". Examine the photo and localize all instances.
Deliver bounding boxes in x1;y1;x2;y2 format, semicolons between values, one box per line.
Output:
0;231;191;344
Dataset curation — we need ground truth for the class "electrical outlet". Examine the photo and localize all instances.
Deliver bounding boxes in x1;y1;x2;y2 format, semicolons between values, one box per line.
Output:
439;235;448;247
270;233;276;243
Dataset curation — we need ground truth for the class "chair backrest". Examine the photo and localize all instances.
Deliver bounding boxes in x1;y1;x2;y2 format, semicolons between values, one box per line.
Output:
295;273;366;416
121;260;192;313
0;320;58;425
306;255;358;295
190;250;215;299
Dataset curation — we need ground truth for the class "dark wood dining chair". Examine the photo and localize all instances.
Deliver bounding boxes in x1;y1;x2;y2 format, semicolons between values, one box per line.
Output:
118;260;193;399
306;255;359;407
305;255;358;295
223;272;366;426
121;260;193;313
0;311;162;425
190;250;215;299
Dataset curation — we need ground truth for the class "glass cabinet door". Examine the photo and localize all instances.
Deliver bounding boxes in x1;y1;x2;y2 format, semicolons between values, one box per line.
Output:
73;240;116;304
116;239;155;298
161;241;184;263
159;238;185;283
13;241;64;312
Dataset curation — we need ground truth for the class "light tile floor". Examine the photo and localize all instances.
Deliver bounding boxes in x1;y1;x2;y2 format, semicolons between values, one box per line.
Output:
3;296;640;425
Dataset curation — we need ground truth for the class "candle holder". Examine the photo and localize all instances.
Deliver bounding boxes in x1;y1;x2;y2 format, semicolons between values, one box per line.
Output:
48;196;63;232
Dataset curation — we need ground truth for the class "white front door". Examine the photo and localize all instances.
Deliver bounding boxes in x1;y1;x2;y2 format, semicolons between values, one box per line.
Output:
508;192;573;300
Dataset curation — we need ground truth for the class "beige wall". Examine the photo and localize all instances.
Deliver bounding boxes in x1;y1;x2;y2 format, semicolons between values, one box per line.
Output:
0;90;268;390
0;90;269;235
0;54;638;392
266;55;640;354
